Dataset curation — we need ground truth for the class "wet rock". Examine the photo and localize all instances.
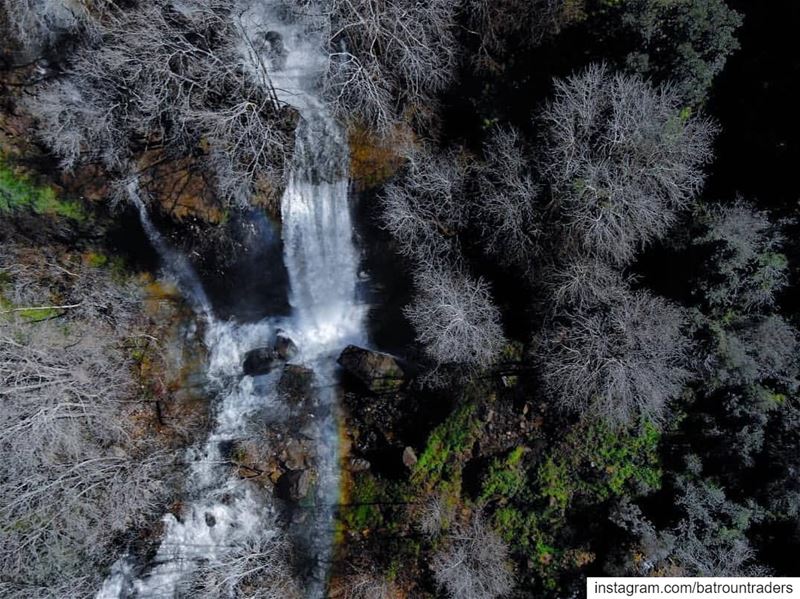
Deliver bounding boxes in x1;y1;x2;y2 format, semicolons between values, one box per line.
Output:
299;422;317;440
274;330;298;360
204;513;216;527
110;445;129;459
348;458;371;473
402;446;418;469
293;469;313;500
261;30;288;70
337;345;405;393
242;347;278;376
277;469;315;501
278;364;313;404
280;438;313;471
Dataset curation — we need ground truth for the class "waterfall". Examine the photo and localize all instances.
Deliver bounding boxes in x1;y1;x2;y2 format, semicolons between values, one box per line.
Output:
98;3;364;597
243;2;366;593
126;180;212;317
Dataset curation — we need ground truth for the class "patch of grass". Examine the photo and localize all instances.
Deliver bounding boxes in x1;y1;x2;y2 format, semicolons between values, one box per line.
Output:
83;251;108;268
411;402;482;490
480;446;528;503
343;472;384;531
0;158;87;222
15;307;60;322
537;456;572;513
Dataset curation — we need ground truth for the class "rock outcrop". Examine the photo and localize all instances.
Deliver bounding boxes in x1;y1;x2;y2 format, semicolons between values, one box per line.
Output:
242;331;300;376
337;345;406;393
242;347;278;376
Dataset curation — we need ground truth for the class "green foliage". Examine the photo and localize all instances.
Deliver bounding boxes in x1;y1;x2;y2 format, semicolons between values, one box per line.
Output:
411;402;482;490
480;446;528;503
493;507;541;553
537;420;662;513
704;314;798;391
537;457;572;513
84;252;108;268
693;200;789;313
615;0;743;105
15;307;60;322
341;472;412;533
474;420;662;591
343;473;384;530
0;158;86;222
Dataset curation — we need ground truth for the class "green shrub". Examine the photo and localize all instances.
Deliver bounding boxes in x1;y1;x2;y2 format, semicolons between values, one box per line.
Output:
412;402;481;490
480;446;528;503
0;158;86;222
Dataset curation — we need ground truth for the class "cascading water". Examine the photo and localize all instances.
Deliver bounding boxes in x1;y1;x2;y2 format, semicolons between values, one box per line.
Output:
126;180;212;317
98;3;364;598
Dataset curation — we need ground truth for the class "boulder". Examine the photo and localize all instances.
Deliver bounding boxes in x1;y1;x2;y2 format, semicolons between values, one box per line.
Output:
337;345;405;393
277;469;314;502
402;446;418;469
280;438;314;471
274;330;299;360
242;347;278;376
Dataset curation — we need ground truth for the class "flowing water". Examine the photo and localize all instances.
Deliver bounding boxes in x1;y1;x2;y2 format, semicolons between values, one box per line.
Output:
98;2;364;597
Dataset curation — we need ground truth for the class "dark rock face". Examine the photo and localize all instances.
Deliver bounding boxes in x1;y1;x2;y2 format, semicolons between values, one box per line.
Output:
337;345;406;393
242;347;278;376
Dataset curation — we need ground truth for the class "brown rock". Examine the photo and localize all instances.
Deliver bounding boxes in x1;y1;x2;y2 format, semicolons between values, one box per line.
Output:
402;446;418;469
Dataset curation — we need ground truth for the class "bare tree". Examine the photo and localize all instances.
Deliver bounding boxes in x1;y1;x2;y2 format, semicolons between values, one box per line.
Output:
539;63;715;265
542;257;629;312
464;0;563;71
381;146;472;265
418;493;457;540
0;244;177;596
0;0;113;51
25;0;293;206
694;199;789;312
283;0;459;130
538;285;689;426
342;572;401;599
28;77;128;172
431;510;514;599
404;264;506;370
474;127;541;272
188;531;301;599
